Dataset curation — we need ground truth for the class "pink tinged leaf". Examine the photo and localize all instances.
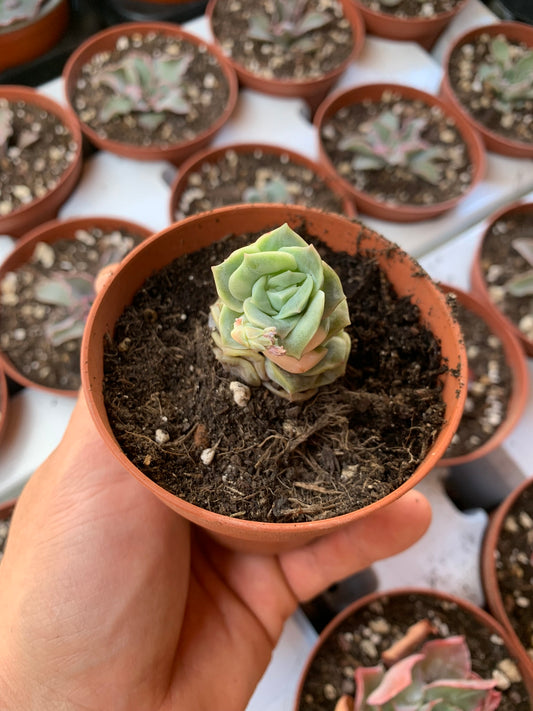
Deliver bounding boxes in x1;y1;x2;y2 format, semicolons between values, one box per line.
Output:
423;679;501;710
353;665;384;711
418;636;472;681
366;655;425;706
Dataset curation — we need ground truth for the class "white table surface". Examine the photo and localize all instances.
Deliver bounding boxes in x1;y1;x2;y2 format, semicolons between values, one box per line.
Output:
0;3;532;709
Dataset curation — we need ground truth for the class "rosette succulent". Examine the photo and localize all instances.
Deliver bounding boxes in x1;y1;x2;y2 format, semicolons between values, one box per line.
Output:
247;0;331;51
0;0;45;27
504;237;533;297
210;223;351;400
242;176;291;204
475;36;533;114
335;636;501;711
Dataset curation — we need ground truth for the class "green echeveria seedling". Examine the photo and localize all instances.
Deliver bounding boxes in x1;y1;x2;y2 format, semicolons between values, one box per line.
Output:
505;236;533;297
336;636;501;711
0;0;44;27
475;36;533;113
210;223;351;400
242;176;291;204
91;50;193;131
247;0;331;52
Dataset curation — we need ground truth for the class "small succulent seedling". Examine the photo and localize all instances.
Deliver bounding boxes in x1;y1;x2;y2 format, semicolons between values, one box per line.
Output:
504;237;533;297
335;634;501;711
210;223;351;400
0;105;40;157
247;0;331;52
34;272;95;347
475;36;533;113
0;0;44;27
338;109;445;185
92;50;193;131
242;176;291;204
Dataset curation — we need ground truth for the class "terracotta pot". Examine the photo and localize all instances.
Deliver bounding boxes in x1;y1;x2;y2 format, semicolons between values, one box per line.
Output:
438;284;529;468
0;86;83;239
482;476;533;675
0;0;69;73
350;0;467;50
470;200;533;357
0;215;153;397
62;22;239;164
293;587;533;710
440;22;533;159
0;367;8;443
206;0;365;111
81;203;466;554
168;141;357;221
314;82;486;223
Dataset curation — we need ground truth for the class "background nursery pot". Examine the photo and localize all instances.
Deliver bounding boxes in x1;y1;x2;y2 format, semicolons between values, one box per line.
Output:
82;203;466;554
470;200;533;357
168;141;357;220
314;82;486;223
62;21;239;164
440;22;533;159
294;587;533;710
349;0;467;51
0;85;83;239
206;0;365;111
482;475;533;674
438;284;529;468
0;0;69;74
0;215;152;397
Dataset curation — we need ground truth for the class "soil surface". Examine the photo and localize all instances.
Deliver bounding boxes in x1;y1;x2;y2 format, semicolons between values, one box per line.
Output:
493;483;533;663
447;32;533;146
172;146;348;220
479;210;533;345
357;0;462;18
297;591;530;710
443;293;513;460
319;89;474;208
0;226;145;391
210;0;354;82
103;226;449;524
69;31;231;147
0;97;78;218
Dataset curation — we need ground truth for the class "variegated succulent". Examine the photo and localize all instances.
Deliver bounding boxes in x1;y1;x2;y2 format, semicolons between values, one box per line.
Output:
475;36;533;113
504;237;533;297
0;0;45;27
91;50;193;130
335;635;501;711
242;176;291;204
338;109;445;185
0;104;40;156
34;272;95;347
210;223;351;400
247;0;331;51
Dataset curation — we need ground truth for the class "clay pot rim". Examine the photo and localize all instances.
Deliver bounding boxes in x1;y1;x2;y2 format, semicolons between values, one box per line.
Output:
0;367;8;443
0;214;153;398
81;203;466;551
481;475;533;672
350;0;468;26
0;0;64;33
313;82;486;222
61;21;240;162
293;585;533;710
470;199;533;356
167;140;358;222
438;283;529;468
440;21;533;157
0;85;83;234
205;0;366;97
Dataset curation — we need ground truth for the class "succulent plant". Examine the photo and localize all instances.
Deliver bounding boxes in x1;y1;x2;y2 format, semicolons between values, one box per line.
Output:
0;107;13;154
92;50;193;131
247;0;331;52
210;223;351;400
504;237;533;297
337;109;446;185
0;0;45;27
34;272;95;347
0;103;42;157
335;635;501;711
475;36;533;114
242;176;291;204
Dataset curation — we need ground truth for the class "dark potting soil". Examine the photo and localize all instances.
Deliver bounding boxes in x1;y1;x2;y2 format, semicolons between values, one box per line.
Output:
210;0;355;82
297;591;530;711
103;226;449;524
0;98;78;217
443;294;513;460
172;146;348;220
69;31;231;147
447;32;533;146
494;483;533;662
480;210;533;346
0;226;145;391
319;90;474;208
357;0;463;18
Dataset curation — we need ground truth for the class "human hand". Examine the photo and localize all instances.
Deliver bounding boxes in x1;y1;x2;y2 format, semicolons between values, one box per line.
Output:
0;393;431;711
